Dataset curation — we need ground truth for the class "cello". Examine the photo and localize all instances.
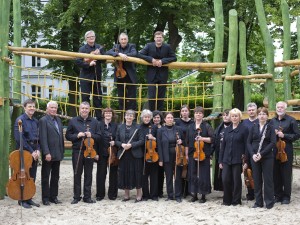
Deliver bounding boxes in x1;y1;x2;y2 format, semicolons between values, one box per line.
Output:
6;120;36;201
276;126;288;163
145;126;159;163
83;124;97;158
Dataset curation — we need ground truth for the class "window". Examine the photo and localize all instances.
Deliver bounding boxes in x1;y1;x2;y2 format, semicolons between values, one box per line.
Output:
49;85;53;99
31;85;41;99
31;44;41;67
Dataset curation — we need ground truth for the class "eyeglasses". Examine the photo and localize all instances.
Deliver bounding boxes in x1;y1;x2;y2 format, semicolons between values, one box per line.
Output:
86;36;95;39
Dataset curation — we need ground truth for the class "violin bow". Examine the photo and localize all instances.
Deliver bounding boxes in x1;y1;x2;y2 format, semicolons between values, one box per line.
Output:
75;138;84;175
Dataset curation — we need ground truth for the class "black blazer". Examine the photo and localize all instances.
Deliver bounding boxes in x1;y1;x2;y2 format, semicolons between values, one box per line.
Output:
157;125;183;163
115;124;144;158
219;123;249;165
106;43;137;83
247;123;276;159
98;121;118;157
138;42;177;83
39;115;64;161
75;43;106;80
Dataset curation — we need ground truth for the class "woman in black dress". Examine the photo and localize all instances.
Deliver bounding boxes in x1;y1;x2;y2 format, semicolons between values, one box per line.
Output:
247;107;276;209
219;108;249;206
186;106;214;203
116;110;144;202
157;112;184;203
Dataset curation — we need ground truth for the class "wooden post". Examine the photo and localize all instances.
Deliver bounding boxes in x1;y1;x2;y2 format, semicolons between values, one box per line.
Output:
223;9;238;110
297;17;300;59
281;0;292;109
254;0;275;110
0;0;12;199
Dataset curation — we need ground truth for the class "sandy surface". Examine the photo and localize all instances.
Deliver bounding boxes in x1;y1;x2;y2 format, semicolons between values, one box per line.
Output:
1;160;300;225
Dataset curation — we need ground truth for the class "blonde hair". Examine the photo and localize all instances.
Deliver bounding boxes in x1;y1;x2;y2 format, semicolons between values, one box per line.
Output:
229;108;242;120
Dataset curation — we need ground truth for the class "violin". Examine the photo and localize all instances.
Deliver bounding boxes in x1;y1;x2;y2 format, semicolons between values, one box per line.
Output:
193;128;205;161
83;124;97;158
276;126;288;163
242;155;254;189
6;120;36;201
115;60;127;79
107;134;119;166
84;50;98;64
145;126;159;163
175;132;187;166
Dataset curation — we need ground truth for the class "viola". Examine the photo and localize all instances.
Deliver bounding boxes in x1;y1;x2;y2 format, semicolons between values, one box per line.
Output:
107;134;119;166
6;120;36;201
193;128;205;161
175;132;187;166
276;126;288;163
242;155;254;189
83;124;97;158
145;126;159;163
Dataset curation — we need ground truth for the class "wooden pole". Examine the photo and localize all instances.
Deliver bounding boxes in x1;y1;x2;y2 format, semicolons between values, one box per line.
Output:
255;0;275;110
223;9;238;110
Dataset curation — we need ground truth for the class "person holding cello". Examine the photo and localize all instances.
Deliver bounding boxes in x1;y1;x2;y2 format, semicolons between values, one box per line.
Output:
96;108;119;201
106;33;137;113
186;106;214;203
157;112;185;203
39;101;64;205
270;101;300;204
247;107;276;209
140;109;159;201
66;102;101;204
13;99;40;208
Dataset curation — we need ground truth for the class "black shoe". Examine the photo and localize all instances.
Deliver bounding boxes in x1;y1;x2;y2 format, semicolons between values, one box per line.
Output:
152;197;159;201
274;197;282;203
221;202;231;206
83;198;96;203
176;198;182;203
158;194;164;198
252;203;263;208
189;197;198;202
18;201;32;209
281;199;290;205
71;199;80;204
142;197;148;201
246;195;255;201
266;203;274;209
232;202;242;206
165;197;174;201
134;198;142;203
199;198;206;203
108;197;117;200
43;200;50;206
96;197;104;201
49;198;62;204
122;198;130;202
27;199;40;207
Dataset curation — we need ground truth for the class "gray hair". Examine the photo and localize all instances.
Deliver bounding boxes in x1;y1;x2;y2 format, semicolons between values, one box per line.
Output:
119;32;128;40
247;102;257;109
125;109;136;118
84;30;95;39
80;101;90;108
47;100;58;108
140;109;153;120
276;101;287;109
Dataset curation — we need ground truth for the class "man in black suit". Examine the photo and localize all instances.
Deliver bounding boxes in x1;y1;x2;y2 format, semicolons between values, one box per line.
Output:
106;33;137;112
75;30;106;120
39;101;64;206
139;31;177;111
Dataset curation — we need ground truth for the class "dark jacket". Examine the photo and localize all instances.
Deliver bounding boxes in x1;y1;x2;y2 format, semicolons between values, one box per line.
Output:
39;115;64;161
106;43;137;83
157;125;184;163
75;43;106;80
65;116;101;152
219;123;249;165
211;122;230;159
247;123;276;159
98;121;118;157
115;123;144;158
138;42;177;83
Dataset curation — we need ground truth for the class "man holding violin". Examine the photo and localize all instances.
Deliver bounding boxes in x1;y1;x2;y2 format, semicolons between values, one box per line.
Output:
106;33;138;113
271;101;300;204
13;99;40;208
66;102;101;204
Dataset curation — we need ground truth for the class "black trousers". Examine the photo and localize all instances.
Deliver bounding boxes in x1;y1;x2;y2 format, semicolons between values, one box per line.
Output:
252;157;274;207
142;162;159;199
157;165;165;196
80;79;102;119
72;152;94;200
96;156;118;199
164;160;182;199
222;163;242;205
273;149;293;201
41;159;61;201
148;79;167;111
30;158;38;182
117;75;137;111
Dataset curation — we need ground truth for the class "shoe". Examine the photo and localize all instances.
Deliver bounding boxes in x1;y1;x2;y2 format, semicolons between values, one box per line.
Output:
274;197;282;203
281;199;290;204
49;198;62;204
165;197;174;201
18;201;32;209
246;195;255;201
152;197;158;201
266;203;274;209
71;199;80;204
96;197;104;201
176;198;182;203
232;202;242;206
199;198;206;203
158;194;164;198
252;203;263;208
134;198;142;203
189;197;198;202
83;198;96;203
142;197;148;201
27;199;40;207
108;197;117;200
122;198;130;202
221;202;231;206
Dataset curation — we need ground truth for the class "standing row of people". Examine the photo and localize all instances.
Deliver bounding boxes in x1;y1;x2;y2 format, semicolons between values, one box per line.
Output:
76;31;177;121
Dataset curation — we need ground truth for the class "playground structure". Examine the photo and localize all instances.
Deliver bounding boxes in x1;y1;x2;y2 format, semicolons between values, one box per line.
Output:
1;0;300;199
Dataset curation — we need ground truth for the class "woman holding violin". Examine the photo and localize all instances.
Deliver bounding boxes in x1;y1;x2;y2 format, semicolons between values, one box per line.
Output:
219;108;249;206
139;109;159;201
115;110;144;202
66;102;101;204
247;107;276;209
186;106;214;203
157;112;185;203
96;108;119;201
